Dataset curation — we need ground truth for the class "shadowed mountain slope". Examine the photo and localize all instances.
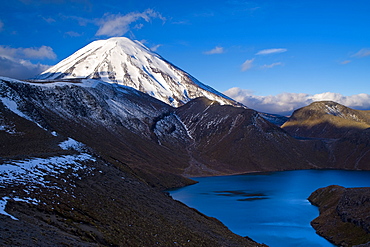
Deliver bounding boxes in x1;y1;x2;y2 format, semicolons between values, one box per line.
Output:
281;101;370;170
176;97;327;175
0;77;264;246
0;77;197;189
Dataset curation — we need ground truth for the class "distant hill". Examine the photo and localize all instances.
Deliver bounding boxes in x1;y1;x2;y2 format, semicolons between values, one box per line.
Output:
282;101;370;139
282;101;370;170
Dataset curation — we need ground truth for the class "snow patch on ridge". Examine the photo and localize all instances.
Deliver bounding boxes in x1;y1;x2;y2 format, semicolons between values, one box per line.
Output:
0;154;96;188
0;97;31;122
0;116;17;134
0;197;40;220
0;153;94;220
0;197;19;220
0;124;17;134
174;114;194;140
0;79;45;129
59;138;86;151
325;104;344;117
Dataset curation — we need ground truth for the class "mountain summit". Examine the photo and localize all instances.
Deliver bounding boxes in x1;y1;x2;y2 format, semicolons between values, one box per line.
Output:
35;37;235;107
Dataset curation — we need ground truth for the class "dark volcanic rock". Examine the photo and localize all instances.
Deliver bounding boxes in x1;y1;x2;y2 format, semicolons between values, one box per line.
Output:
1;157;263;246
176;97;326;176
0;78;265;246
308;185;370;246
0;78;194;189
327;128;370;170
259;112;289;127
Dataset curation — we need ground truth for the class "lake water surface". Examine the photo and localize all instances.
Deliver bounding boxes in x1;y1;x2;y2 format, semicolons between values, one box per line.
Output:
169;170;370;247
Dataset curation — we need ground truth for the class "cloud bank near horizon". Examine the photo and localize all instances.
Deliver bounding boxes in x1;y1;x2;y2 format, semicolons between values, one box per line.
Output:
224;87;370;115
0;45;56;79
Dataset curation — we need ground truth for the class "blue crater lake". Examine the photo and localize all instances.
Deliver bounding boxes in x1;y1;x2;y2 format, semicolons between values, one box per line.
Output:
169;170;370;247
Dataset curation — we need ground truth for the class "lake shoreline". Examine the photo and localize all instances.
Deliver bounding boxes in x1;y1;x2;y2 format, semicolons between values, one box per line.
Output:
308;185;370;246
183;167;369;181
170;169;370;247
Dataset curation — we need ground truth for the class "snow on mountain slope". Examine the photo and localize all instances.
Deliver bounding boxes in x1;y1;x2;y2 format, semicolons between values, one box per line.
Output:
0;76;192;151
0;153;96;189
35;37;235;107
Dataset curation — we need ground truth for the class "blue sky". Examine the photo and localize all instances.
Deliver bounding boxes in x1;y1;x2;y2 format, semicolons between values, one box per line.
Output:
0;0;369;115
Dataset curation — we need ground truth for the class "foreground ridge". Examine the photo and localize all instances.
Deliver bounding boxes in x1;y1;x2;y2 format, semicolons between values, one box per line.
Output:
308;185;370;246
0;76;265;246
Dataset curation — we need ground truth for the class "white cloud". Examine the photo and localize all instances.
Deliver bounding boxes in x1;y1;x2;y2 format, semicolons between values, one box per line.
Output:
22;46;56;59
0;56;50;79
310;92;370;109
352;48;370;58
224;87;370;115
241;58;254;71
256;48;287;55
133;23;144;30
341;60;351;65
204;46;224;55
0;20;4;31
0;45;55;79
150;44;162;52
96;9;166;37
65;31;82;37
260;62;283;69
64;15;92;26
0;45;56;60
43;17;56;23
172;20;190;25
0;46;16;57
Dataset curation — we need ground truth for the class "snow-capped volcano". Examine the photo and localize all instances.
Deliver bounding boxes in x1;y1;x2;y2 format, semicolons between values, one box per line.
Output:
35;37;235;107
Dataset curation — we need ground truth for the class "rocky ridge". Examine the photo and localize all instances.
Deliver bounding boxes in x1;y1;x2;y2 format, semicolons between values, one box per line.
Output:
282;101;370;170
308;185;370;246
175;97;324;175
0;77;265;246
282;101;370;139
